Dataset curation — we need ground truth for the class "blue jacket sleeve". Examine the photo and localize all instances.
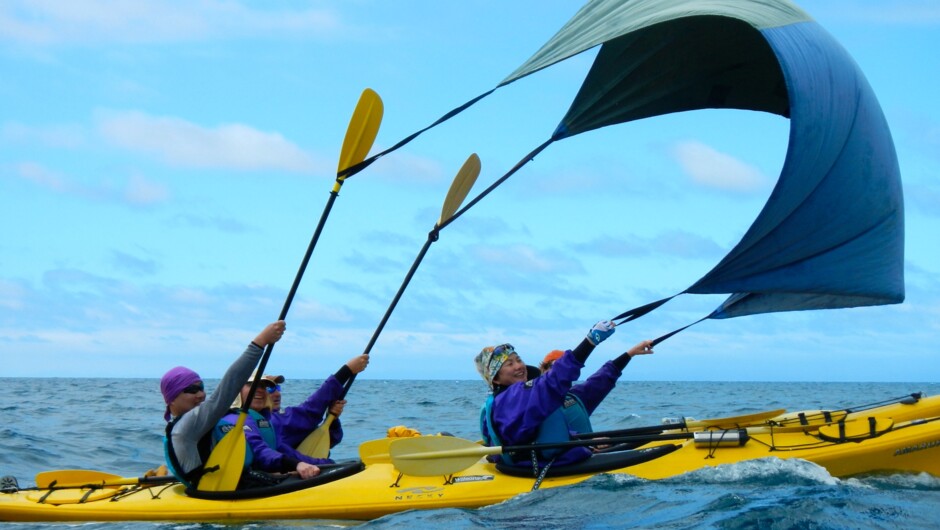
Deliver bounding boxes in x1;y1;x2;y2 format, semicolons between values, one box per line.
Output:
569;360;622;415
274;375;345;448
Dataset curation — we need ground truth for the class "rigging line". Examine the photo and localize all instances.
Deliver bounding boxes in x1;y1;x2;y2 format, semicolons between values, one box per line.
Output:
845;393;922;413
650;314;712;347
339;89;498;181
612;295;677;325
440;138;555;231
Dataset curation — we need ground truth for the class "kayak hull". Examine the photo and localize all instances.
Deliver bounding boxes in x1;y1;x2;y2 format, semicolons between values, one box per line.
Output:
2;393;939;522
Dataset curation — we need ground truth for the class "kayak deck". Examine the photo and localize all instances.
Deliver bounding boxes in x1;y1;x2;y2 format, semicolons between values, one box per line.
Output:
2;393;939;522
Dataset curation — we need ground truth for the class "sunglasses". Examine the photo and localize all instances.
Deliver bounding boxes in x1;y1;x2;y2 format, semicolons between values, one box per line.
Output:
265;384;282;394
181;383;204;394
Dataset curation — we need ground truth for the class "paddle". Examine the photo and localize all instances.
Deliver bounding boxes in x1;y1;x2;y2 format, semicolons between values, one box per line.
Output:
297;153;481;459
389;433;693;477
35;470;177;490
358;437;395;465
198;88;384;492
294;378;351;458
571;408;788;441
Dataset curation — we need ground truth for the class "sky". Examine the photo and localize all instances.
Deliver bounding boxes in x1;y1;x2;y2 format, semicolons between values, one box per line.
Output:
2;1;939;382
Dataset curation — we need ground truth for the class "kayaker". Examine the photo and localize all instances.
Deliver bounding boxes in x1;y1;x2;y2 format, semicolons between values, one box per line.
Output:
539;350;565;373
263;353;370;452
475;320;654;469
161;320;285;488
212;378;324;487
212;353;369;489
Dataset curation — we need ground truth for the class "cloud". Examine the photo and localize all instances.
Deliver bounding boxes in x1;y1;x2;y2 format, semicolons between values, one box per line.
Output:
14;161;70;192
0;279;27;310
366;150;445;184
111;250;159;276
124;172;169;205
572;230;725;260
13;161;168;205
1;121;85;148
672;140;769;193
473;243;581;275
0;0;342;46
97;110;319;173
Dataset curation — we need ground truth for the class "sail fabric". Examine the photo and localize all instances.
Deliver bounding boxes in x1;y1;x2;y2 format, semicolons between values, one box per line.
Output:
501;0;812;89
700;22;904;318
357;0;904;322
520;0;904;318
550;14;791;139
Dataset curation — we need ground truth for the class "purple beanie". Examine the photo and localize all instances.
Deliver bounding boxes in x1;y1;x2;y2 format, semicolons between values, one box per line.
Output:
161;366;202;421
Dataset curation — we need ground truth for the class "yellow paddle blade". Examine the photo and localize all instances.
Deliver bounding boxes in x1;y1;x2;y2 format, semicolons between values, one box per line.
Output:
35;470;123;489
688;408;787;430
24;486;124;505
358;438;395;465
297;414;335;458
438;153;480;225
197;412;247;492
335;88;383;189
33;470;176;491
390;436;498;477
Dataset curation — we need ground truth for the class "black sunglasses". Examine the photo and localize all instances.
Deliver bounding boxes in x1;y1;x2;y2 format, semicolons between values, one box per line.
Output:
181;383;205;394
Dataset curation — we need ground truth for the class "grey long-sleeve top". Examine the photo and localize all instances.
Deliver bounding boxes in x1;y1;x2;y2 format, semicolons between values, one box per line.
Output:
166;342;263;474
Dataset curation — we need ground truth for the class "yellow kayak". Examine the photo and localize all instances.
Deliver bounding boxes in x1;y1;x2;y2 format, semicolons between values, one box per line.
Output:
2;393;938;523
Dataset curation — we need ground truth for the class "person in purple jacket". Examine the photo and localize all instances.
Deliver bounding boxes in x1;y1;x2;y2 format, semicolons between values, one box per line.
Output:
265;353;369;453
213;378;322;487
212;354;370;489
475;320;654;469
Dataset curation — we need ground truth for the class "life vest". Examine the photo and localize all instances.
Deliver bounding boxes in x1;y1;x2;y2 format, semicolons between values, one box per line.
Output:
163;416;214;489
213;409;277;468
479;392;592;466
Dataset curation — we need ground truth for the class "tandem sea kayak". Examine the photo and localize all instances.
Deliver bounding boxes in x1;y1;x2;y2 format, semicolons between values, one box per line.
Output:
2;392;939;523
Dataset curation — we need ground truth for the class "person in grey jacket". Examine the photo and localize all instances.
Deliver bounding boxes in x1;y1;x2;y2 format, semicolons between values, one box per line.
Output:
160;320;285;487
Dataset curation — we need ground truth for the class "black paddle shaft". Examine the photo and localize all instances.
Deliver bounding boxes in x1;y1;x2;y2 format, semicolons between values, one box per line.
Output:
242;190;340;412
503;431;695;454
341;232;436;399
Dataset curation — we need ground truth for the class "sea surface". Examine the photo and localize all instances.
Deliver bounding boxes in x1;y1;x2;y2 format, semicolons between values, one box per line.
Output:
2;379;940;529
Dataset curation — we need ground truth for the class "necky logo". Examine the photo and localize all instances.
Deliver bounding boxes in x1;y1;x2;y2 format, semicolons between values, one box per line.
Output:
396;486;444;495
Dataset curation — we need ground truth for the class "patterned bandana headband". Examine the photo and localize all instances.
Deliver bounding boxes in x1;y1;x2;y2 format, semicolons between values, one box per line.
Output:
474;343;515;386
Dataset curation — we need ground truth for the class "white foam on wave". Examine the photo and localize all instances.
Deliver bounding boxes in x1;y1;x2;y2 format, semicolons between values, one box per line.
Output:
669;457;843;486
854;471;940;490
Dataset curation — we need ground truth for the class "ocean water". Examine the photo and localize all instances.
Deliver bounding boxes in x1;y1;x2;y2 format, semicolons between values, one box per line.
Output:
2;379;940;529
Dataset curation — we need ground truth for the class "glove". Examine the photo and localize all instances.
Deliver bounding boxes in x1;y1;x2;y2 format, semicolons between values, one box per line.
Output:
587;320;616;345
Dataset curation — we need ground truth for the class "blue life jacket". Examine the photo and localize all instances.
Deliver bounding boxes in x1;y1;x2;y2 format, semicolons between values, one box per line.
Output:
480;392;592;466
212;409;277;468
